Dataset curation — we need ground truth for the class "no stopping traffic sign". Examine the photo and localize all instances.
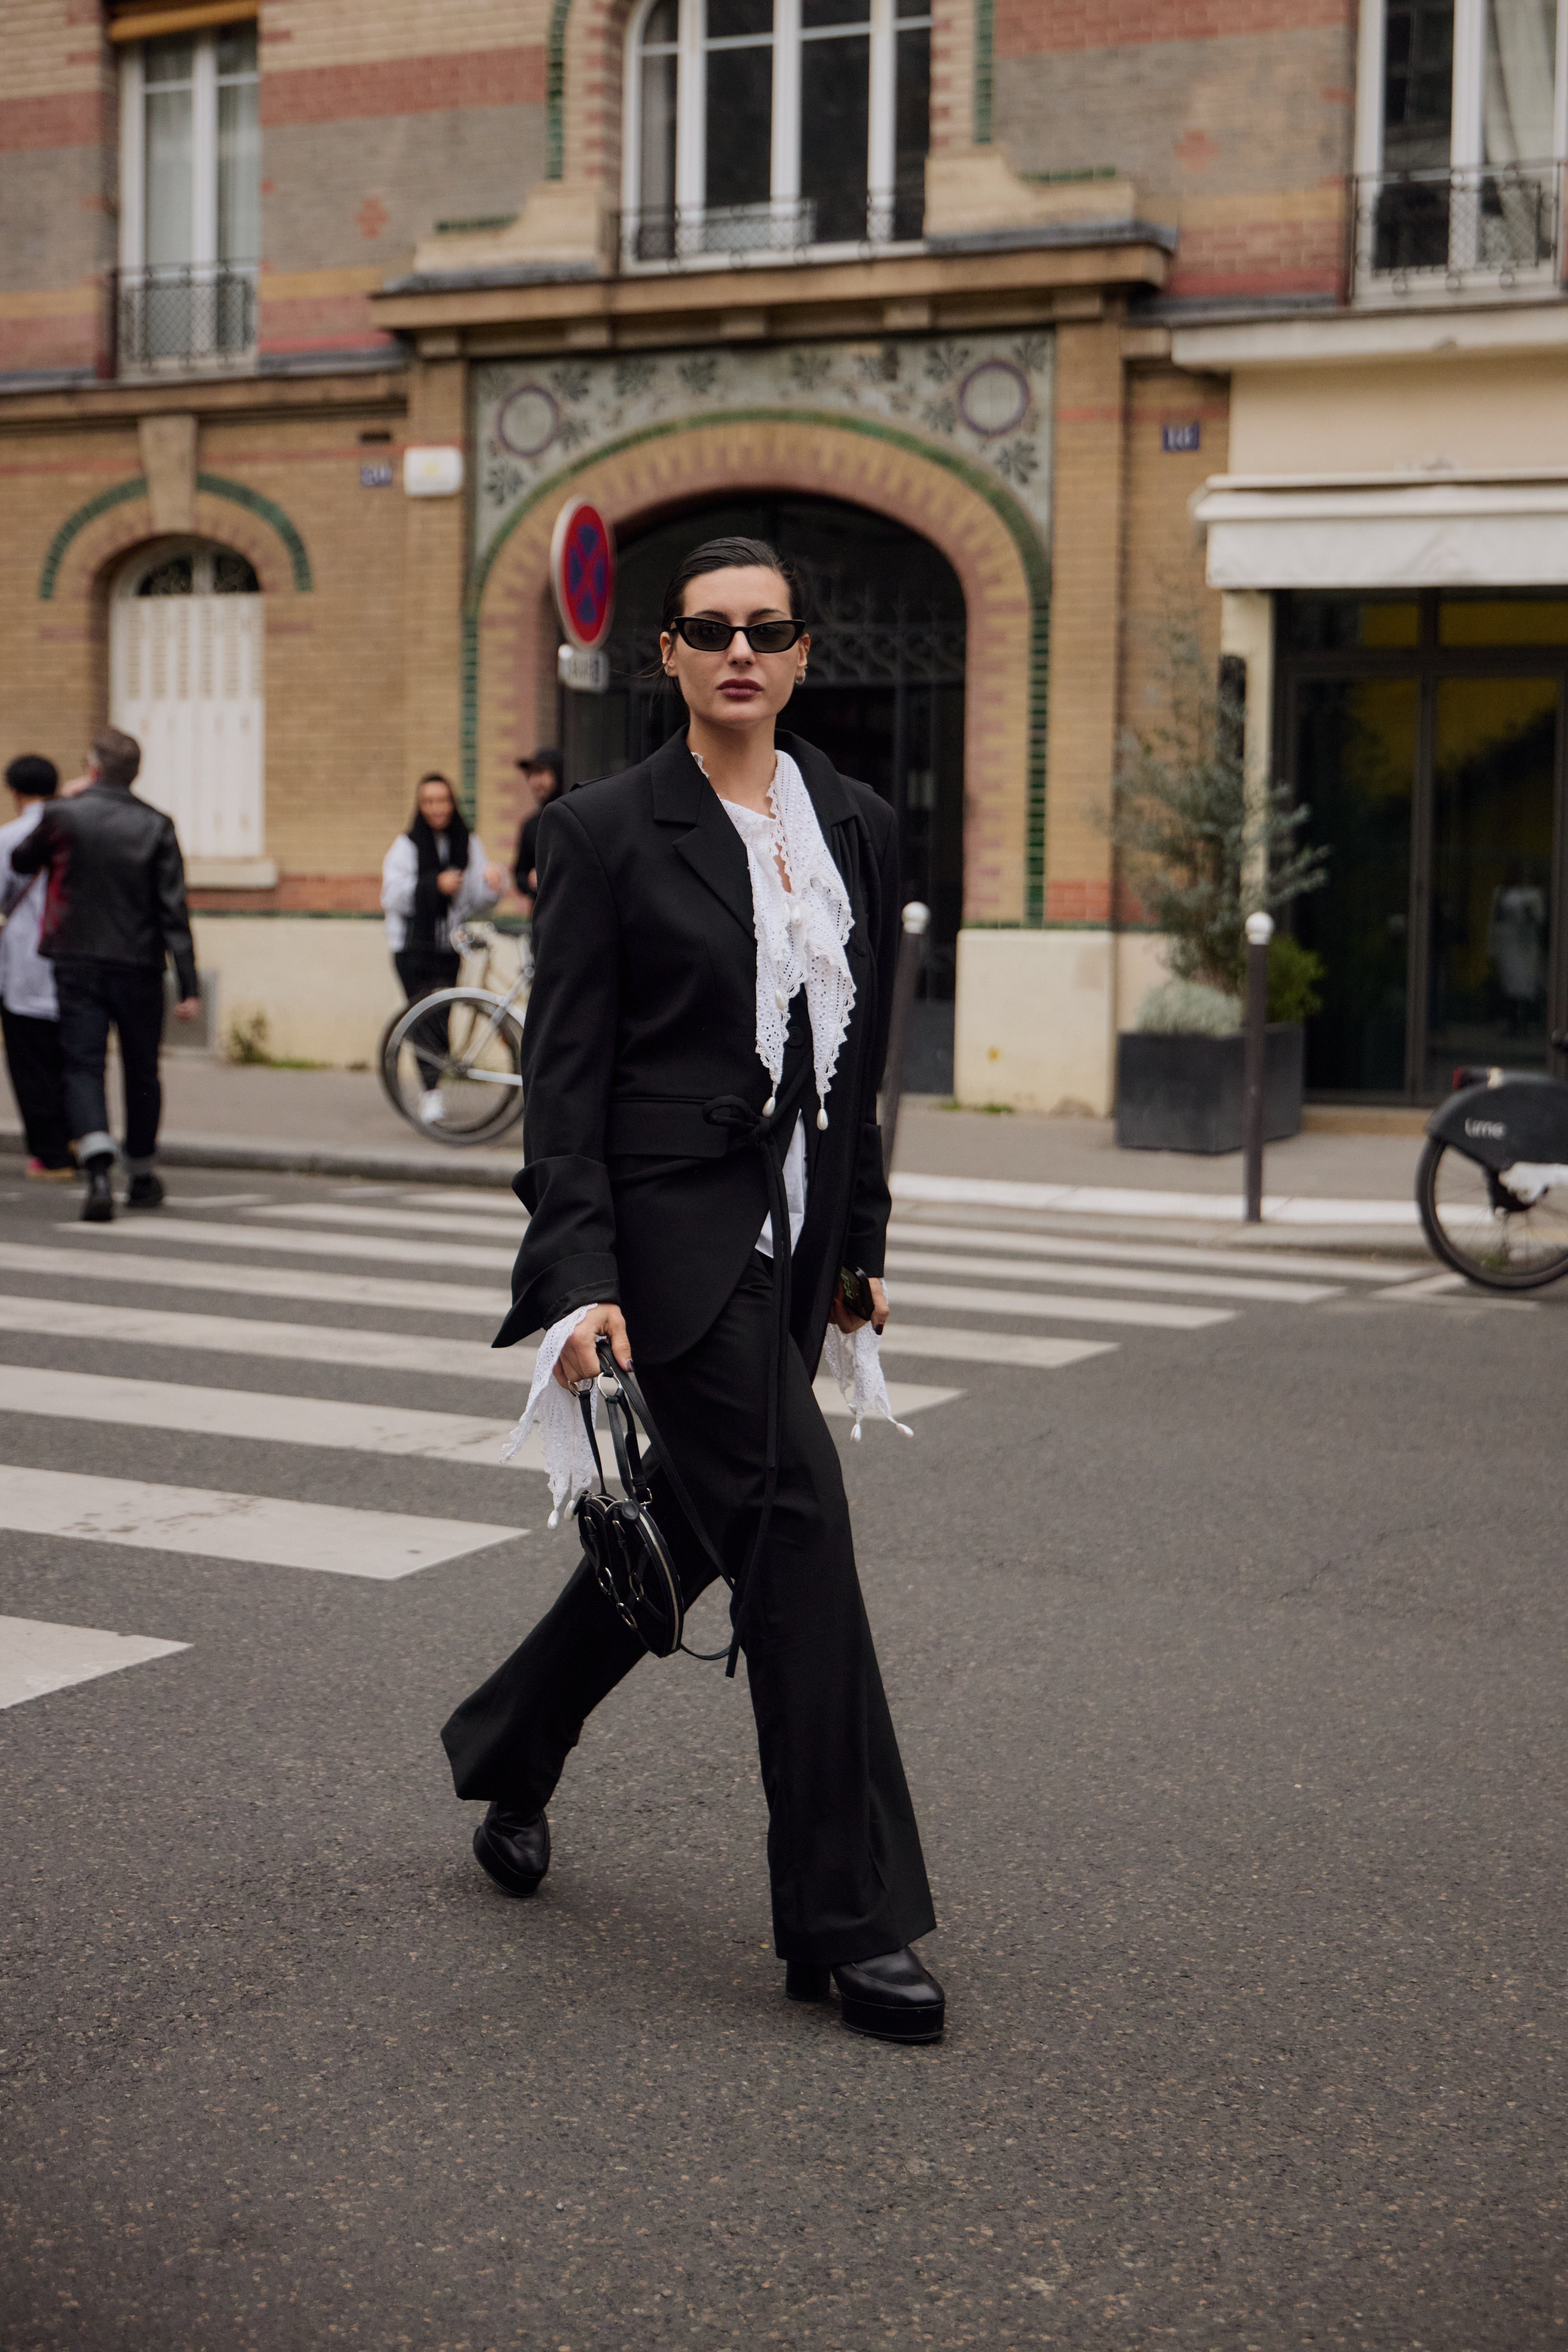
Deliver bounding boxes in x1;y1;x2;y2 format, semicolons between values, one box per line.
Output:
550;497;616;651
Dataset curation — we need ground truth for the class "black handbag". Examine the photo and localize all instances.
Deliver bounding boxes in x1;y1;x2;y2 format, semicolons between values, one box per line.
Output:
569;1338;728;1661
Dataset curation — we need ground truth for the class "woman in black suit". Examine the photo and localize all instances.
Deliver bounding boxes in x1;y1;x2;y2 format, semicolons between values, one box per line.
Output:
441;536;943;2041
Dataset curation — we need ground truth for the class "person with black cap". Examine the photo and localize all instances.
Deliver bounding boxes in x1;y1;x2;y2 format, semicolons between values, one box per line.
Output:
512;747;564;916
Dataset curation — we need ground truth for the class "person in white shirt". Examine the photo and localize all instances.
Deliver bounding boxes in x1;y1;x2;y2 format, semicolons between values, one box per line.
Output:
379;772;503;1123
0;755;72;1180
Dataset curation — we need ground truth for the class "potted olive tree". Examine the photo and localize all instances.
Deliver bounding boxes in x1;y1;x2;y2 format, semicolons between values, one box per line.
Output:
1110;633;1328;1154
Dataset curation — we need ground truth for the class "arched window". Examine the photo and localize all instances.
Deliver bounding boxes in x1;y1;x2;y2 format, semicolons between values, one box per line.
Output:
624;0;931;263
111;538;265;866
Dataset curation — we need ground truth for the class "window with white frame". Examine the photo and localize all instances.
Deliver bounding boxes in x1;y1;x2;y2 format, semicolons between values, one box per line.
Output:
1354;0;1568;284
625;0;931;263
118;22;260;365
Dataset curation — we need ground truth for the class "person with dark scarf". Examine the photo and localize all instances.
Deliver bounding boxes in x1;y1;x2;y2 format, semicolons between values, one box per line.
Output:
380;772;503;1122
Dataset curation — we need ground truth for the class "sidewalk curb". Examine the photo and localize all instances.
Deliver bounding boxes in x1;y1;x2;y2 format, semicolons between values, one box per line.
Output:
0;1129;520;1190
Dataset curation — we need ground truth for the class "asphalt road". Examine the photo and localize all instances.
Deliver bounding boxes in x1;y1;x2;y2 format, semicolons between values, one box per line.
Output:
0;1170;1563;2350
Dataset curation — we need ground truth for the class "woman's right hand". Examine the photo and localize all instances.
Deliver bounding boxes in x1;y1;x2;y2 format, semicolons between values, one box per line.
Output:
436;868;463;897
553;1304;632;1389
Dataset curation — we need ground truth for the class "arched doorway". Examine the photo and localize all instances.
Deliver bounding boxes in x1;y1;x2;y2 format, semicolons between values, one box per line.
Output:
110;538;264;863
560;495;966;1079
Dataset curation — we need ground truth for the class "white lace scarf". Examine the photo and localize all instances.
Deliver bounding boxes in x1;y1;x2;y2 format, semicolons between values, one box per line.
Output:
707;748;854;1131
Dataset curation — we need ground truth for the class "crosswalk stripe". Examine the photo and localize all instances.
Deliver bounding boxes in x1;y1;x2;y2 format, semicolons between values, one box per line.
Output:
888;1219;1419;1286
0;1614;189;1711
0;1465;520;1578
0;1286;1009;1388
0;1362;521;1466
0;1356;958;1461
873;1325;1115;1370
0;1240;506;1319
820;1378;962;1418
0;1293;533;1382
254;1202;525;1243
886;1280;1231;1330
399;1189;521;1214
62;1217;514;1274
884;1245;1338;1305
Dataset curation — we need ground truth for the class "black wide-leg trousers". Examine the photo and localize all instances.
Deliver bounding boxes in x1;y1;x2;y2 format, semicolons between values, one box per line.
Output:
440;1252;936;1966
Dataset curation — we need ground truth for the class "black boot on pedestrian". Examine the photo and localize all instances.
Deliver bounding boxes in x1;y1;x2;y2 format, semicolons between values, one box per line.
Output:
786;1947;946;2043
125;1172;164;1209
472;1803;550;1896
80;1157;115;1224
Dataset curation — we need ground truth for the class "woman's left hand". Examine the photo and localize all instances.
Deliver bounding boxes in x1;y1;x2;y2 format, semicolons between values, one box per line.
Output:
482;861;505;892
830;1276;889;1335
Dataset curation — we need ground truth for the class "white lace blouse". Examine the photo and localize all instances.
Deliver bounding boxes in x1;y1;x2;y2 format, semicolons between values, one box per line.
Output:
504;748;907;1521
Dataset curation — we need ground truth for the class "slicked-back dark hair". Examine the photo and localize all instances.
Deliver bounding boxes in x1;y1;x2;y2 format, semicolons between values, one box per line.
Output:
659;536;804;634
5;755;58;799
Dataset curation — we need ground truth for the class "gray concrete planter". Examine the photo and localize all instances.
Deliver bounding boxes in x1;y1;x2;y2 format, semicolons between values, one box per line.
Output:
1114;1023;1305;1154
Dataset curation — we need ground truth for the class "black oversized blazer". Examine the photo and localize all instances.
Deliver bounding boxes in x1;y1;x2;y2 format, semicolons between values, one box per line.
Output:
495;728;900;1369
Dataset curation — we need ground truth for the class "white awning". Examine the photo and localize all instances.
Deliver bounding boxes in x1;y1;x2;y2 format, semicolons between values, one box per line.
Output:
1191;475;1568;590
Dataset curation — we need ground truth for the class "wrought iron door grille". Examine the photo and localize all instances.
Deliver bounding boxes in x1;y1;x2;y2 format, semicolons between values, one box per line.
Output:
1349;162;1564;294
113;264;258;374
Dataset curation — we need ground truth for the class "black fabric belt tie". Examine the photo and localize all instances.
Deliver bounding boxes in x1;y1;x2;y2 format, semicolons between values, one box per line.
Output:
697;1064;813;1677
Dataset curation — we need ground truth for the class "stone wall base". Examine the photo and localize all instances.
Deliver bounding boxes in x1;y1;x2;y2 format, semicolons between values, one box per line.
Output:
188;916;400;1069
955;927;1168;1116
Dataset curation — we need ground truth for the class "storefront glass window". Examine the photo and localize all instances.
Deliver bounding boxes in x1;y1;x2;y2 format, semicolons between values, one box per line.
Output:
1280;590;1566;1098
1439;595;1568;645
1293;678;1418;1094
1284;595;1421;651
1426;676;1557;1089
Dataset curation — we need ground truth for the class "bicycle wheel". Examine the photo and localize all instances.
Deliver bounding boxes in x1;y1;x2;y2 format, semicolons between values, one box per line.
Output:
1416;1133;1568;1289
385;988;526;1146
375;1007;405;1116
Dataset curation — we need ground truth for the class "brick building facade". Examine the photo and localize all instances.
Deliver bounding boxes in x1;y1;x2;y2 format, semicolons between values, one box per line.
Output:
3;0;1564;1104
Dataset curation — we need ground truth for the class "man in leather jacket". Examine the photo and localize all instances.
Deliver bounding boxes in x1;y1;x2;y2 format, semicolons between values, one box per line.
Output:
12;727;199;1223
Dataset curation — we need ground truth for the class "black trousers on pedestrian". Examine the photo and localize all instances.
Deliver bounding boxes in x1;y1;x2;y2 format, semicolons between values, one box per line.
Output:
441;1252;936;1966
54;958;166;1169
0;1007;71;1168
393;948;461;1091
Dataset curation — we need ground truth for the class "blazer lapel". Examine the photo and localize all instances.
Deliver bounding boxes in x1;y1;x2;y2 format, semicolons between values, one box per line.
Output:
650;729;755;941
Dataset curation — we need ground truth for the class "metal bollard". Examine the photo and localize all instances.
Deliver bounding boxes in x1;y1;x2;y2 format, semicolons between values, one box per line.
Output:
880;902;931;1180
1243;908;1274;1223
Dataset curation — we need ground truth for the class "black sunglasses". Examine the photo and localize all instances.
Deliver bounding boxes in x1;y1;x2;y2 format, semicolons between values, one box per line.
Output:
668;615;807;654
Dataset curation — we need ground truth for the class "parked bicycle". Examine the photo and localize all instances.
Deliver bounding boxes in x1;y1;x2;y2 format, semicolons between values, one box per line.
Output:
1416;1031;1568;1289
379;920;532;1146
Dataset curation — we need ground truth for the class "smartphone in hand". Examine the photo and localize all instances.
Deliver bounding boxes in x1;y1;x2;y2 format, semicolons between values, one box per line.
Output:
836;1265;875;1326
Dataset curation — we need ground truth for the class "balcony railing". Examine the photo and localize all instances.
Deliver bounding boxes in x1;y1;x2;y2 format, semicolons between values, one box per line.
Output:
614;182;925;272
112;263;258;375
1349;161;1564;298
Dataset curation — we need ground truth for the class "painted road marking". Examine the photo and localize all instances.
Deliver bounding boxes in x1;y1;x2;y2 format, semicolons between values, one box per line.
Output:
871;1326;1116;1370
0;1615;189;1711
0;1363;520;1466
253;1201;525;1243
58;1218;514;1274
0;1287;1061;1394
884;1245;1339;1305
888;1219;1422;1285
0;1294;531;1383
0;1242;508;1320
890;1171;1424;1225
0;1467;520;1579
884;1281;1231;1330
